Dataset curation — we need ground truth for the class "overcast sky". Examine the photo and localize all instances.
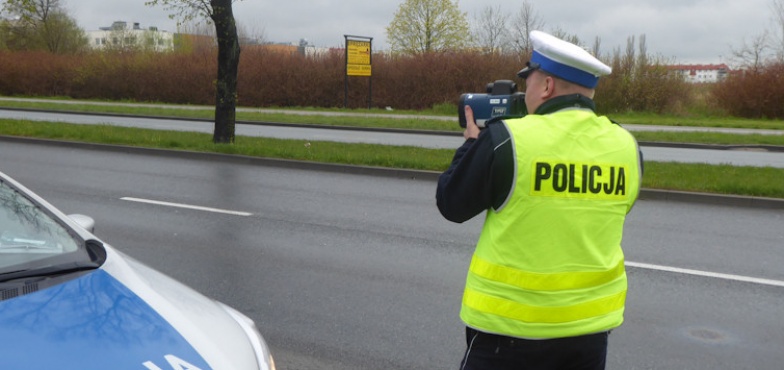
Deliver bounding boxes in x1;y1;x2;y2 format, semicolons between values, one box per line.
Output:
66;0;775;65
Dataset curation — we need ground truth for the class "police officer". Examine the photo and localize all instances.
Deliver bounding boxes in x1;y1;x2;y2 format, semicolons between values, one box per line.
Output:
436;30;643;370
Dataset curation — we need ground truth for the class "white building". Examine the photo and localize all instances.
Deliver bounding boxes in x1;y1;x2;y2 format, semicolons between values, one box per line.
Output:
669;64;730;83
86;21;173;52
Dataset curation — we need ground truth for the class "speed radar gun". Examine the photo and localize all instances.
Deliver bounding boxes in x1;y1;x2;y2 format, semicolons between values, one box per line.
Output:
458;80;526;128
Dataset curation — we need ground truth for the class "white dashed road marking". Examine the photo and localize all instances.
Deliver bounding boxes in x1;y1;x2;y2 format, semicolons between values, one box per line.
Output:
121;197;252;217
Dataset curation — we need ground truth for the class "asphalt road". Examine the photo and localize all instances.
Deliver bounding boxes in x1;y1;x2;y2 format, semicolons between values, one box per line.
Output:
1;108;784;168
1;140;782;369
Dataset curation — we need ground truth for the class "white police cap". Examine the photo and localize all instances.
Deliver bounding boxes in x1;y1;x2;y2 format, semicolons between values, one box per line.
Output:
517;30;611;88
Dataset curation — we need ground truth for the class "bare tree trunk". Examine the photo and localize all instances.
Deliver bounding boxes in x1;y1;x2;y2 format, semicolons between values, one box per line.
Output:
773;0;784;62
511;0;544;59
475;5;510;55
210;0;240;144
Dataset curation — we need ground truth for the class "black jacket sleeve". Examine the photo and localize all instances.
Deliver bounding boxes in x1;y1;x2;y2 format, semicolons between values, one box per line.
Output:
436;123;514;223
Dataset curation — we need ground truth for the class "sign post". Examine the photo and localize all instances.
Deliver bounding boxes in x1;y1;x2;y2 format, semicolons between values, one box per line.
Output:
344;35;373;109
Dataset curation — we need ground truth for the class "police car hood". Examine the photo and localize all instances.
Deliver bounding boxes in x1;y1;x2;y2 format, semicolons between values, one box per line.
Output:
0;244;268;370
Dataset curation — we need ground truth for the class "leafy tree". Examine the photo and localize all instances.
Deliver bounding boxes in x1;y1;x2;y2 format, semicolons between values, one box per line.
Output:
0;0;86;53
42;11;85;52
386;0;470;54
146;0;242;144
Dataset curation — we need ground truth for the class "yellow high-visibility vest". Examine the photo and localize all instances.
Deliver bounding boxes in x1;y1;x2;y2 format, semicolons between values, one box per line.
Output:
461;108;641;339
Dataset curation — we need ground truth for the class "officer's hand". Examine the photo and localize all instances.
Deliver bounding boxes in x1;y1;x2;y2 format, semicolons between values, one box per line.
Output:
463;105;480;140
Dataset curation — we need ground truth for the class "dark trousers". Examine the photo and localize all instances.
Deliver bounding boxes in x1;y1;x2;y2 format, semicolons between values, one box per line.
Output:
459;327;609;370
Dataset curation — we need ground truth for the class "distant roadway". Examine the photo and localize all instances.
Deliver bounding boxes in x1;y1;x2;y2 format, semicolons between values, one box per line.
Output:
1;107;783;169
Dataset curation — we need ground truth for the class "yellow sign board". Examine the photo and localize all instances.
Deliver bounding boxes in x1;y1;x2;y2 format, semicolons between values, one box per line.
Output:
346;39;371;76
343;36;373;107
347;40;371;65
347;64;372;77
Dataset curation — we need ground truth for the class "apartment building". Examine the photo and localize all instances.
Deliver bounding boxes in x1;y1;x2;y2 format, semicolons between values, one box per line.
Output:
669;64;730;83
87;21;173;52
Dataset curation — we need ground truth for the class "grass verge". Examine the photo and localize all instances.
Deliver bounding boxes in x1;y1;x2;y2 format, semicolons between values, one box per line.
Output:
2;118;783;199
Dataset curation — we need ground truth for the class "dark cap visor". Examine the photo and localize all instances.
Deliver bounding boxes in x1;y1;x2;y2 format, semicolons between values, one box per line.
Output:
517;62;541;79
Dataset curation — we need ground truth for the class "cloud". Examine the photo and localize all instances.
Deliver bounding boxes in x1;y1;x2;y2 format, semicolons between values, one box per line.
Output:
65;0;775;64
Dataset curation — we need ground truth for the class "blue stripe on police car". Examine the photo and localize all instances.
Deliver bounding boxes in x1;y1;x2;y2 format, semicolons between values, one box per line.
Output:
0;269;211;370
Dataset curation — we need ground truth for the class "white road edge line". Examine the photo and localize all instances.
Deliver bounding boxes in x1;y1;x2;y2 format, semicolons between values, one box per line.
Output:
121;197;252;217
626;261;784;288
118;196;782;287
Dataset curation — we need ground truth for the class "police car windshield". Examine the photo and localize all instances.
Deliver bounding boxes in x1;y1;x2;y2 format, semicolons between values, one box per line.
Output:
0;178;94;278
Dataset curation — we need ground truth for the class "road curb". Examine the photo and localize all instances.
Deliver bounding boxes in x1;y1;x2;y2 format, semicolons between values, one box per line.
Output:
3;135;784;210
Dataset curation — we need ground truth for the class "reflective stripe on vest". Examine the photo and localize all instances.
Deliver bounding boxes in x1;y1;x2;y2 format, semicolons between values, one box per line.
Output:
469;255;625;291
463;287;626;324
460;109;641;339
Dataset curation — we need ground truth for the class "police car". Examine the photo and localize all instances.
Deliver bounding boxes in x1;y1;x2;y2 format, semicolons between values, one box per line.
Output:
0;170;276;370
